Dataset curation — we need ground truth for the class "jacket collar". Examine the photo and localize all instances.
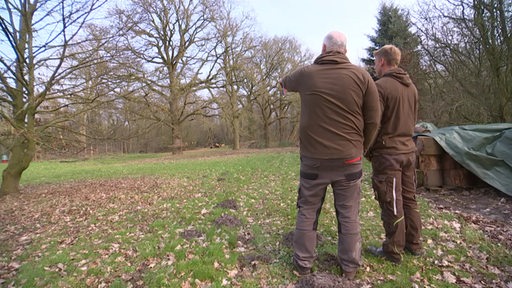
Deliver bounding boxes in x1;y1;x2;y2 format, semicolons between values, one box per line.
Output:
314;51;351;65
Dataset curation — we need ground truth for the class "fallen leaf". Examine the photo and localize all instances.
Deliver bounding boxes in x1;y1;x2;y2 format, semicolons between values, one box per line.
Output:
227;268;238;278
86;277;96;286
8;262;21;269
410;271;421;282
181;279;191;288
163;253;175;266
443;271;457;283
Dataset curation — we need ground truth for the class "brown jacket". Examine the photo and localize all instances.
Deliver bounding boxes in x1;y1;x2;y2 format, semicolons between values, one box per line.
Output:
370;67;418;155
281;51;381;159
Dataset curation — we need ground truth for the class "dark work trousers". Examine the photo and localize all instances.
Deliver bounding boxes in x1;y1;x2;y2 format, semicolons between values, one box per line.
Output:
293;156;363;273
371;152;422;262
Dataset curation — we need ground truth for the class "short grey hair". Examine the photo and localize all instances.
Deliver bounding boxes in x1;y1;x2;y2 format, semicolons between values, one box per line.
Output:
323;31;347;53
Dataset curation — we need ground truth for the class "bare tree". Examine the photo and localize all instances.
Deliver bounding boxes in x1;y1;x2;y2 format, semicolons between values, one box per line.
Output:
473;0;512;122
244;36;311;148
0;0;108;196
112;0;223;154
212;1;255;150
415;0;511;125
272;40;312;145
42;23;125;158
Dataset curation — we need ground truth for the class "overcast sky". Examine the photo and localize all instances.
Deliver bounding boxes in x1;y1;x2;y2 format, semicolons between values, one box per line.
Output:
239;0;417;65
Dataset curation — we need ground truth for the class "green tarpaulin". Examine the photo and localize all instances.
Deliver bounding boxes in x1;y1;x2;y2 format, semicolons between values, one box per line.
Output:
421;123;512;196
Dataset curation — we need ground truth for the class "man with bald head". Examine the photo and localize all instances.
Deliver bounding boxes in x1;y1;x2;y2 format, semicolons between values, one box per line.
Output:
280;31;381;280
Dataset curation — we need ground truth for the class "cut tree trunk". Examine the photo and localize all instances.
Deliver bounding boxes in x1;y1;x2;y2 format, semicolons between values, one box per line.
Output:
0;136;36;197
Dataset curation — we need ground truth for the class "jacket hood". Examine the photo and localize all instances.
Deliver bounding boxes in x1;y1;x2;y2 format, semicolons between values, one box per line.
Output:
314;51;351;65
381;67;413;87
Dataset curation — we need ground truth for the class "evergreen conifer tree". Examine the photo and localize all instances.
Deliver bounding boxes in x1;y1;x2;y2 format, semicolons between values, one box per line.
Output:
362;3;421;80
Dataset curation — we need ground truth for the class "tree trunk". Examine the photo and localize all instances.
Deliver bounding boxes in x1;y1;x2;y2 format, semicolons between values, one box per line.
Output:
263;121;270;148
232;117;240;150
0;135;36;196
171;126;184;155
278;118;285;144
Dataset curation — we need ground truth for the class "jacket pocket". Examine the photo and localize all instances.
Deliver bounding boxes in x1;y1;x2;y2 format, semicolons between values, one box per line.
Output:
300;171;318;180
346;169;363;182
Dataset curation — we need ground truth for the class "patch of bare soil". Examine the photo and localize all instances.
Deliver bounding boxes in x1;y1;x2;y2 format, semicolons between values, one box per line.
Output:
316;252;340;272
180;228;204;240
216;199;238;210
295;272;356;288
418;186;512;250
237;231;254;246
213;214;242;227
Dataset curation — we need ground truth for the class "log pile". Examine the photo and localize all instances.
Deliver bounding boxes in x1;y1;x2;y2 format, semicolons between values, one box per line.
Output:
415;136;482;189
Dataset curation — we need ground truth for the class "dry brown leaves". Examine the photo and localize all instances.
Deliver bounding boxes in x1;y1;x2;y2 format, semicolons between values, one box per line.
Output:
419;186;512;250
0;176;185;282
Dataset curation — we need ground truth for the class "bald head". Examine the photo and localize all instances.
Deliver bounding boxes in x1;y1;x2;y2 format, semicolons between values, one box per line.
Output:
323;31;347;54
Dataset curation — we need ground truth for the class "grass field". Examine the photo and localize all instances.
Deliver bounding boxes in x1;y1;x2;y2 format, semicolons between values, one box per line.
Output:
1;148;511;287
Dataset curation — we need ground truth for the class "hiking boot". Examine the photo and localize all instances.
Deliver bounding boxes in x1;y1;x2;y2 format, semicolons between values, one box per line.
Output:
367;246;401;264
292;258;312;276
405;247;424;256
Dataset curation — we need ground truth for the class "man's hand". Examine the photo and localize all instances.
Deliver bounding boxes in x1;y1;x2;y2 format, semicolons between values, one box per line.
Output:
277;80;287;96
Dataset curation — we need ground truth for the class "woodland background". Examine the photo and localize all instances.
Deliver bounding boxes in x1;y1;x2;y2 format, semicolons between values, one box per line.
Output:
0;0;511;195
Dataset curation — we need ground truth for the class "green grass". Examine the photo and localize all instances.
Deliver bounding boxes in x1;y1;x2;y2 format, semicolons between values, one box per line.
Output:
2;149;511;287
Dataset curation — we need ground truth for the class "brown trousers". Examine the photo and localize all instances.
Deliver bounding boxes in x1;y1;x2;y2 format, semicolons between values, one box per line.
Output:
293;156;363;273
371;153;422;262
